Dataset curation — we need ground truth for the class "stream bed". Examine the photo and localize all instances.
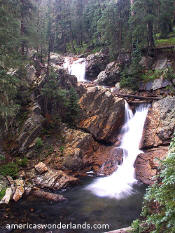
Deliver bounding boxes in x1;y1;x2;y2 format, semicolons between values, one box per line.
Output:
0;177;146;233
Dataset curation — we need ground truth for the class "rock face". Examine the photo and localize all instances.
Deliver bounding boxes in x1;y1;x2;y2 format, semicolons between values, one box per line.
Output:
142;96;175;148
95;61;121;86
63;127;99;171
56;68;77;89
139;77;171;91
85;51;109;81
135;147;168;185
78;86;125;143
153;56;168;70
139;56;153;69
16;103;44;153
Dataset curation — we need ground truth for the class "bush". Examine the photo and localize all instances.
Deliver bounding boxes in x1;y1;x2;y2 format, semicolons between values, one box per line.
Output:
0;154;5;161
0;162;19;178
132;135;175;233
35;137;44;149
0;188;6;200
16;157;28;167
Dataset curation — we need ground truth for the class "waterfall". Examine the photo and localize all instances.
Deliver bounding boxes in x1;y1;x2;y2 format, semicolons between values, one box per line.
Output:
63;57;86;82
86;101;149;199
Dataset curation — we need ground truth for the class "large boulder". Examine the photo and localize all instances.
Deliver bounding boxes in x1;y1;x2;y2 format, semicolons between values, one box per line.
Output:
50;53;64;66
135;146;168;185
78;86;125;143
85;51;109;81
62;127;99;171
95;61;121;86
142;96;175;148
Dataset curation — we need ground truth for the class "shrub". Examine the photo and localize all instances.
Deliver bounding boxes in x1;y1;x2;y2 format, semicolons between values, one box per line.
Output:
35;137;44;149
0;154;5;161
132;135;175;233
16;157;28;167
0;162;19;178
0;188;6;200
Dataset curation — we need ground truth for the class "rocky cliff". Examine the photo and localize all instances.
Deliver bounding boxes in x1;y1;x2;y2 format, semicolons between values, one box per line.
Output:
1;51;175;205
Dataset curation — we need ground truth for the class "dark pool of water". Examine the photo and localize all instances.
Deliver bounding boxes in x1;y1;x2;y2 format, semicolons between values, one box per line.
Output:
0;177;146;233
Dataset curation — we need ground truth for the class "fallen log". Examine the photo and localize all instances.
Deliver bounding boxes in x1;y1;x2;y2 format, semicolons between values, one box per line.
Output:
31;189;66;202
114;93;161;101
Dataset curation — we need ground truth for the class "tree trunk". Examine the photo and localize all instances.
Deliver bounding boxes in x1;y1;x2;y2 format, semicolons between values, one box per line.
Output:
20;0;25;56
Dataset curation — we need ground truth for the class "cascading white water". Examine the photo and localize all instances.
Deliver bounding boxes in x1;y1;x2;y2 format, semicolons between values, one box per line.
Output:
86;101;149;199
63;57;86;82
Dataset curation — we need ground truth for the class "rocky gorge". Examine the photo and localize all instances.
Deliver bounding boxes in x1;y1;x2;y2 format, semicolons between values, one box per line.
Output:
0;50;175;233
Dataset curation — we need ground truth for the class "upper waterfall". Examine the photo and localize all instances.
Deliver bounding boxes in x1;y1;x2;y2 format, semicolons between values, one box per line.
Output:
63;57;86;82
86;101;149;199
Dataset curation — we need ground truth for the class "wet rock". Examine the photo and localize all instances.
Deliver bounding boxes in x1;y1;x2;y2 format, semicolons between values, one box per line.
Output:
86;51;109;81
92;147;124;175
95;61;121;86
33;168;78;190
135;146;168;185
78;86;125;143
35;162;48;174
13;179;25;202
142;96;175;148
31;189;66;202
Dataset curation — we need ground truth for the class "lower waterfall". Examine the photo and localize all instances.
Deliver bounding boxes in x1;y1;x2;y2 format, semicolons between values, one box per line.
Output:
86;101;150;199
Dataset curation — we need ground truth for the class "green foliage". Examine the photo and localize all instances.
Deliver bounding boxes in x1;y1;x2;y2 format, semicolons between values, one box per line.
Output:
60;146;64;156
0;163;19;178
141;70;163;82
41;71;80;126
0;188;6;201
35;137;44;149
156;37;175;47
132;135;175;233
0;69;20;130
0;154;5;161
163;67;175;90
120;45;142;90
16;157;28;167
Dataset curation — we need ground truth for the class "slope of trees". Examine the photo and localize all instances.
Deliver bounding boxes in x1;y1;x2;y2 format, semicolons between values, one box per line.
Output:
1;0;175;127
